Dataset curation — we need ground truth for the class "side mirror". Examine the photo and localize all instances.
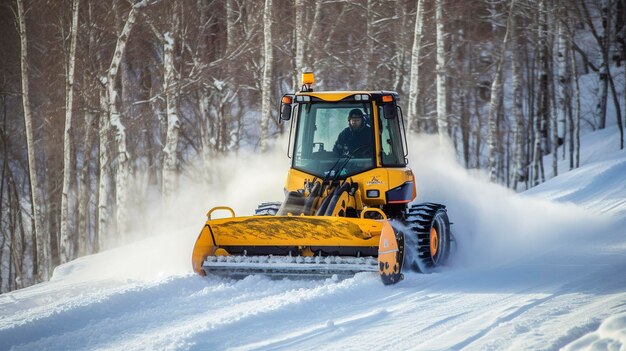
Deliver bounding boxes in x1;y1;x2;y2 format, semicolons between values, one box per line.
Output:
383;104;397;119
280;104;292;121
279;95;293;121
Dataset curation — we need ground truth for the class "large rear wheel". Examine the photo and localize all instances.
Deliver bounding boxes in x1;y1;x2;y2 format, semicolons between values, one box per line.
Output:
405;203;451;272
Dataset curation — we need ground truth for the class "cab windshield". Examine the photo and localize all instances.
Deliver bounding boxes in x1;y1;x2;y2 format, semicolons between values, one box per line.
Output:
293;102;375;178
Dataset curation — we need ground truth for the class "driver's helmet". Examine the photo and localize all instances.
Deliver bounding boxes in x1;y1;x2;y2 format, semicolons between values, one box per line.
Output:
348;109;364;122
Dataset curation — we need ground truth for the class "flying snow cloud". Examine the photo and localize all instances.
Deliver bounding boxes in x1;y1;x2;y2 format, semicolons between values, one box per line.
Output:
406;133;604;269
53;138;291;283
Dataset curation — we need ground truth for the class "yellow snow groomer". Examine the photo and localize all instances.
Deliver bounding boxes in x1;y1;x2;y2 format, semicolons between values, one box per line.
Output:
192;73;453;285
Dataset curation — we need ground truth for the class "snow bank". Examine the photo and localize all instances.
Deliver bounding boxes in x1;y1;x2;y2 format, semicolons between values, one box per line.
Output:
562;311;626;351
526;126;626;216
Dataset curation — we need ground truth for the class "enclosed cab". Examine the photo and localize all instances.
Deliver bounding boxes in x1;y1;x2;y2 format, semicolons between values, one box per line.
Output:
278;74;415;218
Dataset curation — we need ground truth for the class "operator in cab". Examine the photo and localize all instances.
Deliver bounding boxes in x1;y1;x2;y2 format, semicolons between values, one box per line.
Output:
333;109;372;157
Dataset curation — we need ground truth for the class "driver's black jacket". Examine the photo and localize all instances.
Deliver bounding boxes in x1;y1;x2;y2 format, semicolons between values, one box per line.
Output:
333;124;372;157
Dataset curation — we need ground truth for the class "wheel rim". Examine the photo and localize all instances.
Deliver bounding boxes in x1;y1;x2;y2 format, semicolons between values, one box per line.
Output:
430;226;439;258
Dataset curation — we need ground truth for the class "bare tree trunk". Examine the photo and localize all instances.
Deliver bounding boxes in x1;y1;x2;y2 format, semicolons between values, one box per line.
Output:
460;47;471;167
2;101;30;289
6;194;14;291
607;65;624;148
16;0;49;281
488;1;516;183
603;5;624;150
60;0;80;264
534;0;549;186
9;174;24;291
294;0;305;88
78;111;96;255
79;3;97;255
578;0;609;129
597;0;609;129
487;62;505;182
106;1;146;240
226;0;236;56
511;13;525;190
550;57;559;178
549;7;567;177
193;0;213;180
1;96;8;291
162;7;181;201
568;58;575;170
392;1;409;93
525;36;536;186
473;88;482;169
435;0;448;137
620;0;626;144
556;12;569;169
259;0;273;152
407;0;424;133
571;47;581;168
577;0;621;143
364;0;374;89
307;0;324;73
97;87;110;251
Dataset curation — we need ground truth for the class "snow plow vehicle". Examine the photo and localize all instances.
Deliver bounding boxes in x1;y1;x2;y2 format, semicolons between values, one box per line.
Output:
192;73;453;285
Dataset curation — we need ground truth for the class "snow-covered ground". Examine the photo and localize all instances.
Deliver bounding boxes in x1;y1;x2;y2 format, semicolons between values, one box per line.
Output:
1;127;625;350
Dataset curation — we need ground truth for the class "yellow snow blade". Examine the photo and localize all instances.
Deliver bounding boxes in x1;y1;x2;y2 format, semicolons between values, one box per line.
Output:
210;216;382;245
192;215;384;275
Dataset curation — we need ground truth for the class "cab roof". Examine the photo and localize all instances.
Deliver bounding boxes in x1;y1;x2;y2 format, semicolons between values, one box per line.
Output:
294;90;400;103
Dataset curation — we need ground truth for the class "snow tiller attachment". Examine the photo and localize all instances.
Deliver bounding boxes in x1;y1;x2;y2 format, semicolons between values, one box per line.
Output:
192;73;453;285
192;207;406;284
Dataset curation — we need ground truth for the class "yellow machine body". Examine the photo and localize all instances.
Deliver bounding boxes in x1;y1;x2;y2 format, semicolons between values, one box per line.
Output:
192;77;427;285
284;167;415;208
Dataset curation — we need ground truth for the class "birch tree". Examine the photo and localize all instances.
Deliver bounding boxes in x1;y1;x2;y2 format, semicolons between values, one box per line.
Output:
78;1;98;256
511;12;525;190
294;0;324;85
435;0;448;137
78;111;96;255
596;0;609;130
533;0;549;186
294;0;305;89
60;0;80;264
487;1;514;183
556;10;569;141
577;0;613;130
192;0;213;179
307;1;324;73
571;49;581;169
97;87;110;251
104;1;147;243
600;0;623;148
259;0;273;152
554;8;569;177
16;0;50;281
407;0;425;133
162;5;181;201
364;0;375;89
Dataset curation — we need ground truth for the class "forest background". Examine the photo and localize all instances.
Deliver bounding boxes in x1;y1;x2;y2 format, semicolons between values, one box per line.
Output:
0;0;624;292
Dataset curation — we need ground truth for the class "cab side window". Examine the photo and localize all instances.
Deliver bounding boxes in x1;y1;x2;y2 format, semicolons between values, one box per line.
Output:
379;106;405;166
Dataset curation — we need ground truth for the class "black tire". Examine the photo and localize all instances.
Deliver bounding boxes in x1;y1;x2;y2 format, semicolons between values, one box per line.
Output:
254;201;281;216
404;203;451;272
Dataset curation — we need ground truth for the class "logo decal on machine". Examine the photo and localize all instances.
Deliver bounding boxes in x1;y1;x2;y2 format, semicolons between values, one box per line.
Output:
367;176;384;185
